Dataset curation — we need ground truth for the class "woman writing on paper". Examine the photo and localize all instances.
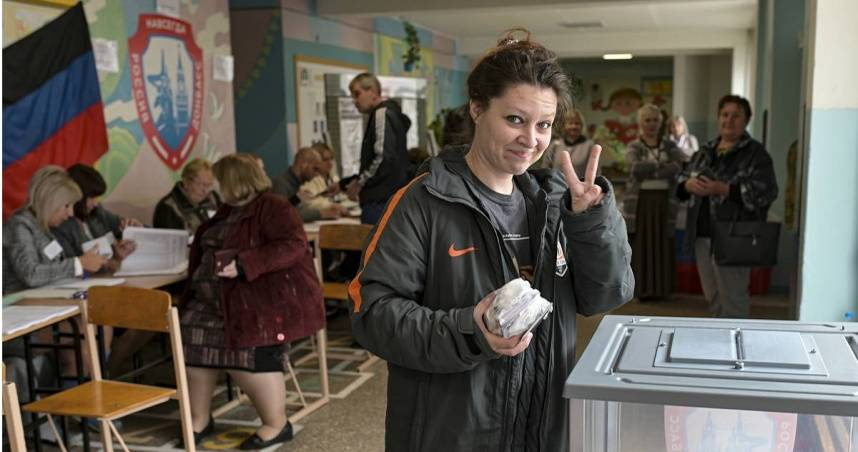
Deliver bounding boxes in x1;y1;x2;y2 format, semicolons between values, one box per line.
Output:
180;154;324;449
3;166;106;293
52;164;138;273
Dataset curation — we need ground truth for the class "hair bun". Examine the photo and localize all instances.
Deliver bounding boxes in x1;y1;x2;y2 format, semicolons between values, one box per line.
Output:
496;27;532;48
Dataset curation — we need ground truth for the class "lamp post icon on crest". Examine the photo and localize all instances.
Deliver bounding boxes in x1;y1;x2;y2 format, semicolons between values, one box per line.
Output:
129;14;203;171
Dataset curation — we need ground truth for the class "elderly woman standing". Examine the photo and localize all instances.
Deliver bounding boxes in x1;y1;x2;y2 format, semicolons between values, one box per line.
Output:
669;115;700;161
3;166;106;293
180;154;324;449
677;95;777;318
153;158;222;233
540;108;593;175
624;104;686;300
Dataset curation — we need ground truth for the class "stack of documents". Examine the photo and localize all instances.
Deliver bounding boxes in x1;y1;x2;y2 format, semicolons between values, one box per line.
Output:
115;227;189;276
2;305;79;337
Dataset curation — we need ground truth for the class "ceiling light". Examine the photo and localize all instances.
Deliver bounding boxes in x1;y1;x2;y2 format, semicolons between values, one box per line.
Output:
603;53;633;60
558;21;604;29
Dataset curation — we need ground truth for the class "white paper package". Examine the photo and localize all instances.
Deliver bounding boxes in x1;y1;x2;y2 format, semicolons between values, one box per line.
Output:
483;278;553;338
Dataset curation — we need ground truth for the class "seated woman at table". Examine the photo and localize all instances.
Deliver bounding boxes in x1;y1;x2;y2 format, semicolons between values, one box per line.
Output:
3;166;106;294
52;164;138;272
180;154;324;449
152;158;222;234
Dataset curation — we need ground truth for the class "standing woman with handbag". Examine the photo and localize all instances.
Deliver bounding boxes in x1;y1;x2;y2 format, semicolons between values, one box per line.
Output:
676;95;778;318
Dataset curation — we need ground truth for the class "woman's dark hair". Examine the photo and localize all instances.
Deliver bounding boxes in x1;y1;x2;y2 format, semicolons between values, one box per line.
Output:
717;94;753;121
67;164;106;219
467;28;571;129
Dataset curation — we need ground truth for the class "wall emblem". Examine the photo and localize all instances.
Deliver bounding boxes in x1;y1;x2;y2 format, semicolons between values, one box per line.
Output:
129;14;203;171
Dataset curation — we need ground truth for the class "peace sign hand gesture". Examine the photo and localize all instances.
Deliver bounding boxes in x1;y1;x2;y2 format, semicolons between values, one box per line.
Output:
557;144;605;214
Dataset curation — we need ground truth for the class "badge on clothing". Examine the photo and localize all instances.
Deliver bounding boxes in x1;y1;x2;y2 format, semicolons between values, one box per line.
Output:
43;240;63;260
555;240;567;277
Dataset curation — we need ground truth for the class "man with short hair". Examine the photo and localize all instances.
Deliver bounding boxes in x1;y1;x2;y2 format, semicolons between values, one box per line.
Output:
344;73;412;224
272;147;346;221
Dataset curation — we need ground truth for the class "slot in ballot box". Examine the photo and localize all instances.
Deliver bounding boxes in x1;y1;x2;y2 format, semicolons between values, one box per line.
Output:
564;316;858;452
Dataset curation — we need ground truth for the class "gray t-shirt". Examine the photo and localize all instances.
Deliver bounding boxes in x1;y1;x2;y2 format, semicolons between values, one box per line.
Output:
466;170;533;282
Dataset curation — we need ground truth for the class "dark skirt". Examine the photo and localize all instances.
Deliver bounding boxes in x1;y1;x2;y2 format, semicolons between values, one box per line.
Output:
630;189;675;300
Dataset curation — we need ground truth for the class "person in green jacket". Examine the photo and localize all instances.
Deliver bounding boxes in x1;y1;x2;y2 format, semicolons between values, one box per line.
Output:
349;29;634;452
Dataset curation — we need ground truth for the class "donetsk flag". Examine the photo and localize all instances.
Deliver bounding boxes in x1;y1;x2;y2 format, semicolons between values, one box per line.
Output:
3;2;108;218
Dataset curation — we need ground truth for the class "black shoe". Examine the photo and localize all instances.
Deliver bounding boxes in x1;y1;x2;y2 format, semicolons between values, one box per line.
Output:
238;422;293;450
179;416;214;448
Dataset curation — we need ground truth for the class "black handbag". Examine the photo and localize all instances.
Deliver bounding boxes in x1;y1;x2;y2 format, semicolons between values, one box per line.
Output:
712;211;781;266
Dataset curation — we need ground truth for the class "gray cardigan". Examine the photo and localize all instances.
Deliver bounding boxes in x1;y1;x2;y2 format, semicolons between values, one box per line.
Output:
3;209;76;294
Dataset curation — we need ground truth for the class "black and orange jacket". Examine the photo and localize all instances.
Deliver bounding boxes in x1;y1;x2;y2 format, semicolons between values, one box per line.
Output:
349;147;634;452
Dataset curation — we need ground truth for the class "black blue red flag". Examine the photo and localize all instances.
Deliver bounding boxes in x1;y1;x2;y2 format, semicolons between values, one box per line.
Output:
3;2;108;218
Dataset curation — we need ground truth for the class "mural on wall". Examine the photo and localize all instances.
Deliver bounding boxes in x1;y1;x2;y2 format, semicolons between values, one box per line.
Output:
3;0;236;222
128;13;204;171
90;0;235;222
580;78;672;176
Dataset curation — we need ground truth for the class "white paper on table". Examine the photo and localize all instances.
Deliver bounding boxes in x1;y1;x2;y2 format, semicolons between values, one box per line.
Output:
114;227;189;276
82;232;116;258
51;278;126;289
2;305;79;337
92;38;119;73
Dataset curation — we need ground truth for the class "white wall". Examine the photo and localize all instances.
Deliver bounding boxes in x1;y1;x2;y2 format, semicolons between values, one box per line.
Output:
798;0;858;321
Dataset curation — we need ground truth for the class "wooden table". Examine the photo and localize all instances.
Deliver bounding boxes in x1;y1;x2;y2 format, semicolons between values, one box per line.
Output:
2;272;189;451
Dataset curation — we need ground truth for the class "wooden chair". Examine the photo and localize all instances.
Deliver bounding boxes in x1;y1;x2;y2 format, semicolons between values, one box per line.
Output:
3;364;27;452
23;286;195;452
318;223;374;303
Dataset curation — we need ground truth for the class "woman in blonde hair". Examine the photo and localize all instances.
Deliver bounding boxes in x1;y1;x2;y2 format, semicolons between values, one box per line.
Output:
180;153;324;449
3;166;106;293
153;158;222;233
624;104;685;300
540;108;594;175
669;115;699;161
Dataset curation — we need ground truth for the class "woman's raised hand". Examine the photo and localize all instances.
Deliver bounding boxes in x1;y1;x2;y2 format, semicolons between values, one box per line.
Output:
556;144;605;213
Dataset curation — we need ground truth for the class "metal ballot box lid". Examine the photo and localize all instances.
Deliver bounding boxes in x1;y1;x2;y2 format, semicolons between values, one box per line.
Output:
564;316;858;417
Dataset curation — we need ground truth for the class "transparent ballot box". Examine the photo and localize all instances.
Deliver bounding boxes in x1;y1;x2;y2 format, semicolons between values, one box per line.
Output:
564;316;858;452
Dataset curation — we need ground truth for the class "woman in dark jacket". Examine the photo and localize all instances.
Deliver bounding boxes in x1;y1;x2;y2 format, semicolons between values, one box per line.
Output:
181;154;324;450
677;95;778;318
52;164;139;271
349;30;633;452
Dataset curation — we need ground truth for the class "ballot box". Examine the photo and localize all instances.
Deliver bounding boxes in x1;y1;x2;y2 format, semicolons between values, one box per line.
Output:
564;316;858;452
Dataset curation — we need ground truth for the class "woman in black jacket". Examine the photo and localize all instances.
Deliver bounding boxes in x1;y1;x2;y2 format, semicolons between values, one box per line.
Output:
349;29;633;452
677;94;778;318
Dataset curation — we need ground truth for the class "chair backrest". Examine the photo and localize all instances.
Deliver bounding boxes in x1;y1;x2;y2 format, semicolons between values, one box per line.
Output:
87;286;172;332
319;224;373;251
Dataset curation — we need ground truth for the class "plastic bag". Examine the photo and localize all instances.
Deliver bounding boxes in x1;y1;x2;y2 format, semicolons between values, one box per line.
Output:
483;278;553;338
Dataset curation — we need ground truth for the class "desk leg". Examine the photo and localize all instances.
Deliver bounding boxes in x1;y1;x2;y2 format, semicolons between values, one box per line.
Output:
22;335;43;452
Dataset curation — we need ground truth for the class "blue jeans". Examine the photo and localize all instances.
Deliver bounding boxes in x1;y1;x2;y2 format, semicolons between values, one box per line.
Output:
360;201;386;225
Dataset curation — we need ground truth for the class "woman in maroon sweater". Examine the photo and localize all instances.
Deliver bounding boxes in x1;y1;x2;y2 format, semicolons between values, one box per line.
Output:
180;154;324;449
